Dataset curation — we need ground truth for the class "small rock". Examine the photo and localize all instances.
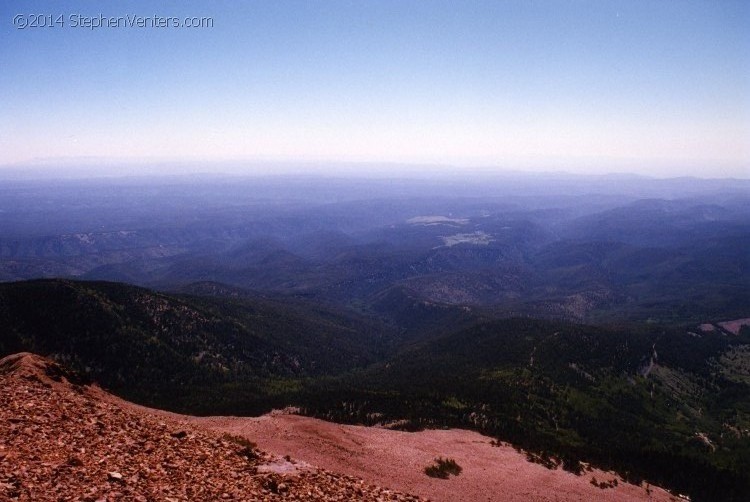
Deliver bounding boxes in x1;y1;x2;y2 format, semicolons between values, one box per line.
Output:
66;456;84;467
108;471;124;483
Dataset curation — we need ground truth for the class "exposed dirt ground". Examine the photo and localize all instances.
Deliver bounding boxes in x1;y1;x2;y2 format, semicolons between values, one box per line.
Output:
718;318;750;335
184;412;677;502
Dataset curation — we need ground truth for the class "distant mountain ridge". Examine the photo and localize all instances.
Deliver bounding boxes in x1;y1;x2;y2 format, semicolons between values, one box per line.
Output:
1;176;748;325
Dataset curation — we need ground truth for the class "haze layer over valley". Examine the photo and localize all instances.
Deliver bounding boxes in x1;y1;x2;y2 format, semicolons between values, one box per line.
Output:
1;172;748;324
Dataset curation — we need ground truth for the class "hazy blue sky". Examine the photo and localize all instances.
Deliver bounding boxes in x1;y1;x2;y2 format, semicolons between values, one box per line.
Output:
1;1;748;177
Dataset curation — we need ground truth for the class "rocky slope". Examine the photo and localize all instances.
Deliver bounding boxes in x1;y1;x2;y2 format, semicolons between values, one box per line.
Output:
0;353;420;501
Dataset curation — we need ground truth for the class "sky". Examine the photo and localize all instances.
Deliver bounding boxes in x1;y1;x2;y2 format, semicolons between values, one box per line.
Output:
0;0;748;178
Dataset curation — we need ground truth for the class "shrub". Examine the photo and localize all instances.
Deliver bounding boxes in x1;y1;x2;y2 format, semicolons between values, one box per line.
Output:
424;457;462;479
590;476;618;489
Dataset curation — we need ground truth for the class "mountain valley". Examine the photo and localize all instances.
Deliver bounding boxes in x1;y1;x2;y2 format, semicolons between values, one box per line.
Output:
1;174;749;501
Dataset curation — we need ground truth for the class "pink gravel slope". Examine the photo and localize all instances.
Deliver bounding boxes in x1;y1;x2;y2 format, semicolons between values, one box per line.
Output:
188;413;678;502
